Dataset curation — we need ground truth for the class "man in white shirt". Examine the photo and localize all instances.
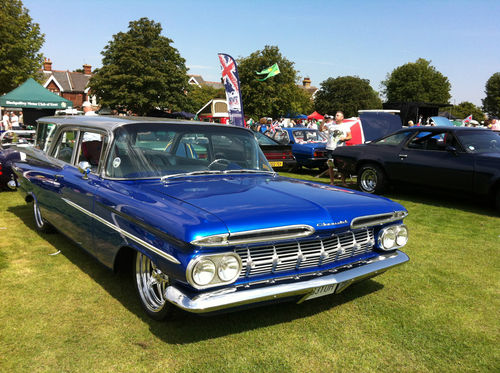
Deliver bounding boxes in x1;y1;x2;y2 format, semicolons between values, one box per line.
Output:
2;112;10;130
10;112;19;128
83;101;97;116
324;111;352;185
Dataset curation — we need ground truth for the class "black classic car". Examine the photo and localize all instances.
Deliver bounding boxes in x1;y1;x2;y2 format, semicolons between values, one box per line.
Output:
0;130;36;190
332;127;500;209
11;116;410;319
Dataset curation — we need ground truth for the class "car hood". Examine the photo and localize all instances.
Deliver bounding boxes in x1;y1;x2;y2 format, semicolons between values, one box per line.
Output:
139;175;404;237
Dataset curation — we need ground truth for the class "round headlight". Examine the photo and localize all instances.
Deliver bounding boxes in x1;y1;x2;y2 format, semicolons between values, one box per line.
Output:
217;255;241;282
396;226;408;246
382;227;396;249
192;258;216;286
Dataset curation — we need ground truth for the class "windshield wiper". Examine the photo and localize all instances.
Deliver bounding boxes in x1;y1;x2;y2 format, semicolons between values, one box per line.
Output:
222;169;276;175
161;169;275;181
161;170;223;181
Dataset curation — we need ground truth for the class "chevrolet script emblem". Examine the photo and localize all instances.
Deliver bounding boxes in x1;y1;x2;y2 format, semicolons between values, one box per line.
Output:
317;220;348;227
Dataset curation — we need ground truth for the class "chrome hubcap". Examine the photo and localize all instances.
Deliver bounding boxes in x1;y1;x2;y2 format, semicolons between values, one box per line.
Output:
361;169;377;192
34;200;44;228
135;253;169;313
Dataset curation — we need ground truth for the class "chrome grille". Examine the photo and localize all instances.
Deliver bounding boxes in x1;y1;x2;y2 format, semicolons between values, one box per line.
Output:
235;228;375;279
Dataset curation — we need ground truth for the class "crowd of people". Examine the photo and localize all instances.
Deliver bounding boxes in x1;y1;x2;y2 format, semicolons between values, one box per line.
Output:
1;111;22;131
248;111;352;186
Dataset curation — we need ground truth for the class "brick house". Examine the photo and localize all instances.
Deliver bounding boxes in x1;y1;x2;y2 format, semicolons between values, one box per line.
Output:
42;58;96;109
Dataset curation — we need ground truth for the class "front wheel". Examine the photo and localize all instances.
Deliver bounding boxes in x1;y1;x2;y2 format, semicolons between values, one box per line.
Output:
134;251;171;320
357;164;387;194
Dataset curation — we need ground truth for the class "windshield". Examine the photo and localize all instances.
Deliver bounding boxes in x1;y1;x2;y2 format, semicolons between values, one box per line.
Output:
292;129;326;143
105;123;273;179
456;130;500;153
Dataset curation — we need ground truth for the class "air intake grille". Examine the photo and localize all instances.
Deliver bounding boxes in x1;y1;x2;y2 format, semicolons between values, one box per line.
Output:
235;228;375;279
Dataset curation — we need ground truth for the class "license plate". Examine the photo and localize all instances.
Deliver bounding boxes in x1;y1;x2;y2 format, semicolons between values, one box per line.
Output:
269;161;283;167
301;283;338;302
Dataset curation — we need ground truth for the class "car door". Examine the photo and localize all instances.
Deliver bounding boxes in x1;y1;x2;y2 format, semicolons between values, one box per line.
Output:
395;130;475;191
47;128;107;252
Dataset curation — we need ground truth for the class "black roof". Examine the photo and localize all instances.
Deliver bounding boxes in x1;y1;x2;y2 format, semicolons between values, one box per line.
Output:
36;115;247;133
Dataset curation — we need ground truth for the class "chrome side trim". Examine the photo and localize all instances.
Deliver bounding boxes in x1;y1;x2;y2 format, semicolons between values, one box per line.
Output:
191;225;315;247
165;250;409;313
61;198;180;264
350;211;408;229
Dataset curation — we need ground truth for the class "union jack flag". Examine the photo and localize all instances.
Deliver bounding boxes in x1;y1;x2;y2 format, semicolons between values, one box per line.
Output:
218;53;245;127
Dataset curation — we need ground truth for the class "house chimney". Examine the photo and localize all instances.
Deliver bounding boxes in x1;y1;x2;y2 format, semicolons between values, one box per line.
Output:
83;64;92;75
303;77;311;88
43;58;52;72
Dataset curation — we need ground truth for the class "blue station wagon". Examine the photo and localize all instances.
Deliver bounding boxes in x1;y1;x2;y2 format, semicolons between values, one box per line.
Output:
11;116;410;320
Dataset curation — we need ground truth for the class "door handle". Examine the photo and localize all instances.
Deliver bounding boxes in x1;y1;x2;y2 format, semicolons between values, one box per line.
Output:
398;154;408;159
55;174;64;181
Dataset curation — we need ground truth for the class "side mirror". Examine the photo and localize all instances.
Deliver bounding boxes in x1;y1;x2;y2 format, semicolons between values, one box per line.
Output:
78;161;91;179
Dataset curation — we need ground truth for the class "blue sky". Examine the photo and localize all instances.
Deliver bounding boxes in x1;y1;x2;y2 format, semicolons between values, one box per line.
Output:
24;0;500;106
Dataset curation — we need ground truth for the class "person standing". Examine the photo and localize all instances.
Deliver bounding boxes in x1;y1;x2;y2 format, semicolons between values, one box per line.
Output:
2;112;10;130
324;111;352;186
83;101;97;116
10;111;19;128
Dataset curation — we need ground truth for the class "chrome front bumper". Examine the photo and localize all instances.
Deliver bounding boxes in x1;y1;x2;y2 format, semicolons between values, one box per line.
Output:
165;250;409;313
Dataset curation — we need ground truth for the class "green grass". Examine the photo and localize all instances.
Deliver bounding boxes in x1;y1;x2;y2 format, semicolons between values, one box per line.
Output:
0;176;499;372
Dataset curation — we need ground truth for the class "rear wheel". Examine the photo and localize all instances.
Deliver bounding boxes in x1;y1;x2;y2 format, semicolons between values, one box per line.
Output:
32;197;54;233
357;164;387;194
134;251;171;320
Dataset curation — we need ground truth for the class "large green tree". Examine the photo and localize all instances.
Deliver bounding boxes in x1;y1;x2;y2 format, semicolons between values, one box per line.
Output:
382;58;451;104
482;72;500;117
441;101;485;121
89;18;188;115
237;46;312;119
0;0;44;94
314;76;382;118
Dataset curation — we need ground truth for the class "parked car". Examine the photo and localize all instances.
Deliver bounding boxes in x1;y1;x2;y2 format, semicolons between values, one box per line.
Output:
12;116;410;319
270;128;328;169
0;130;36;190
253;131;296;171
332;126;500;209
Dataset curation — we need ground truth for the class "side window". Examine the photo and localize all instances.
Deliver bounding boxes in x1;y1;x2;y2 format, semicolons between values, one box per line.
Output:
374;131;411;145
407;131;446;151
77;132;105;173
53;130;78;163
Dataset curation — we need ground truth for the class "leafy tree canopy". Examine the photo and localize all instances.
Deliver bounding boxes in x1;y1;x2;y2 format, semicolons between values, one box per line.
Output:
0;0;44;94
237;45;312;119
185;84;225;114
442;101;485;121
482;72;500;117
382;58;451;104
89;17;188;115
314;76;382;118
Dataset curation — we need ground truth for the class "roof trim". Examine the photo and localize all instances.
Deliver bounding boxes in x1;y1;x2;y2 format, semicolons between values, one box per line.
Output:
43;75;65;92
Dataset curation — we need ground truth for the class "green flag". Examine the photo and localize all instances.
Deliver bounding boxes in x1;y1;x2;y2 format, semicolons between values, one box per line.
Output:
256;63;280;81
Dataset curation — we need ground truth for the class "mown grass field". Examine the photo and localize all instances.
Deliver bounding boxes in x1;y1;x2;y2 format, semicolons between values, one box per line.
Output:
0;173;499;372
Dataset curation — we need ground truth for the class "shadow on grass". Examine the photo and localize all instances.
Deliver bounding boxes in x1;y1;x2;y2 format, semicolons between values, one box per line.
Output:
283;168;498;217
8;202;385;345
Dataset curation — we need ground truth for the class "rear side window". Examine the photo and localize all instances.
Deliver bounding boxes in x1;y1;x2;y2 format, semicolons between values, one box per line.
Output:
36;122;57;152
373;131;411;145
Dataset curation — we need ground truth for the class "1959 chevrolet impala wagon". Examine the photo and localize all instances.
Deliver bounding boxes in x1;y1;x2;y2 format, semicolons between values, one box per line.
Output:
11;116;409;320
